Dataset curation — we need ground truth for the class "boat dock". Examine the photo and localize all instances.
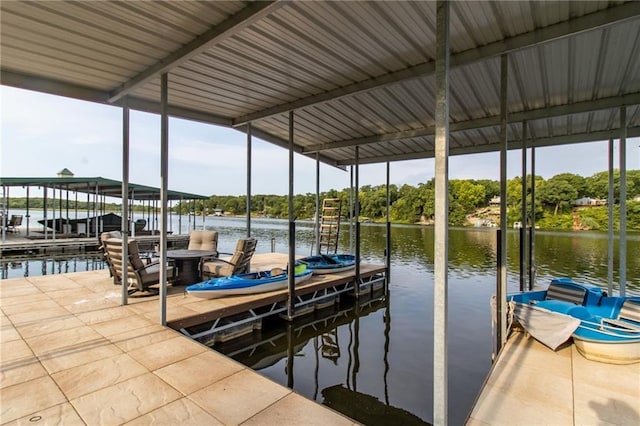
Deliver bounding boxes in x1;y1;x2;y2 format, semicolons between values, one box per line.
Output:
0;233;189;256
467;331;639;425
1;253;382;425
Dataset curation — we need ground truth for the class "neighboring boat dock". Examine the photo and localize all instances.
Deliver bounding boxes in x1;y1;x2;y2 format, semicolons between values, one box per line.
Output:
0;253;383;425
0;233;189;256
467;331;639;424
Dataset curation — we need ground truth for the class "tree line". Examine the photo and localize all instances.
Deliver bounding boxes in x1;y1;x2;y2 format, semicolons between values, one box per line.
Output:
177;169;639;230
5;169;639;230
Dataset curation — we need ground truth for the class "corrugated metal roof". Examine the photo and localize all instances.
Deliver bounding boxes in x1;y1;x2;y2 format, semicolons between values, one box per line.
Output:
1;1;639;167
0;177;207;201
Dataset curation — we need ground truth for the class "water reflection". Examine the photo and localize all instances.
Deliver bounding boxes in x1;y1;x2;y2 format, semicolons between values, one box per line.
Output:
216;293;431;425
0;254;106;280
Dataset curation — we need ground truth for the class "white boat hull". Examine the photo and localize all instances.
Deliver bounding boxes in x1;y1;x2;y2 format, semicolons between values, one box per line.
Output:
573;336;640;365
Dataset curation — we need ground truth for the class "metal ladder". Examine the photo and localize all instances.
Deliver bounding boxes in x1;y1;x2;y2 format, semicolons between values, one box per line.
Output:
318;198;342;254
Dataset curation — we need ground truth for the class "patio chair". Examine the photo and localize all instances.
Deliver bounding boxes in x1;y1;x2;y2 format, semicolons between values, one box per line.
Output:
188;230;218;252
103;237;176;297
199;237;257;280
6;215;23;233
99;231;123;284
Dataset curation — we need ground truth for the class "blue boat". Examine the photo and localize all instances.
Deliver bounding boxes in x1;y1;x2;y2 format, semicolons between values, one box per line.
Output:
298;254;356;274
186;264;313;299
508;278;640;364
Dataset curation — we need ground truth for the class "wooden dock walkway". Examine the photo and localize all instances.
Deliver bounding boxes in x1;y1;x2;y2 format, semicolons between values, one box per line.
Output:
1;253;370;425
467;331;639;425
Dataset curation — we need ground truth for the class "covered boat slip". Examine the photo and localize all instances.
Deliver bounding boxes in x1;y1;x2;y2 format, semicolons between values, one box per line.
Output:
2;1;639;424
0;176;208;241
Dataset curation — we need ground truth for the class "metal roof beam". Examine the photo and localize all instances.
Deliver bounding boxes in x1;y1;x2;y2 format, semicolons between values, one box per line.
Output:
236;125;346;170
108;1;282;103
1;70;343;170
1;69;232;126
337;126;640;166
303;92;640;153
233;2;640;127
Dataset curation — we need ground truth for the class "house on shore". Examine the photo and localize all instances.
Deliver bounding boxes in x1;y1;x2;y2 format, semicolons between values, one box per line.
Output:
573;197;607;207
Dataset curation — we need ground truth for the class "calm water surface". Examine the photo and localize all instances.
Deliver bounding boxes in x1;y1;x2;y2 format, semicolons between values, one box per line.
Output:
2;215;638;425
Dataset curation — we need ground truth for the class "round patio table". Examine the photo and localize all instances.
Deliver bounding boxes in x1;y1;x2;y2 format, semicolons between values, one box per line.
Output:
166;249;218;286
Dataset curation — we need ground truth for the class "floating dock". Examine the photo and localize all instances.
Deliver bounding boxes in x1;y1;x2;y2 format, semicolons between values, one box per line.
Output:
467;331;639;425
169;253;386;343
0;253;382;424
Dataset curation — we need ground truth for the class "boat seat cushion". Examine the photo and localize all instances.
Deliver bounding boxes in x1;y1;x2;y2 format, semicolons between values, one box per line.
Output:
545;282;587;305
619;300;640;324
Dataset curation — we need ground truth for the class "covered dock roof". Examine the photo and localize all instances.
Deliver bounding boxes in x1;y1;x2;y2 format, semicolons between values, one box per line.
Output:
0;177;208;201
1;1;638;166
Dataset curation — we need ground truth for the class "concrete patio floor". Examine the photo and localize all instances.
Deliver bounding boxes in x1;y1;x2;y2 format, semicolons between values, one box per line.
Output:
0;269;357;425
467;331;640;425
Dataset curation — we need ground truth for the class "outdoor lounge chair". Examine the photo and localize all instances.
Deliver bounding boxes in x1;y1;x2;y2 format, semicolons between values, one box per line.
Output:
6;215;23;233
100;231;124;284
199;237;257;280
103;237;176;297
188;230;218;252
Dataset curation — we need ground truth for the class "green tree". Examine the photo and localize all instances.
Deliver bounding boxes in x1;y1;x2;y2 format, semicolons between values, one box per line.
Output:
538;176;578;215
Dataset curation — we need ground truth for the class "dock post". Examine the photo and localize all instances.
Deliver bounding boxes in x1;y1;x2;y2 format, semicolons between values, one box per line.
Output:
159;72;169;325
354;146;360;299
433;1;450;424
520;120;528;292
385;161;391;294
286;110;296;321
619;106;627;296
497;53;509;354
607;139;614;295
529;146;536;290
121;96;130;306
246;122;252;238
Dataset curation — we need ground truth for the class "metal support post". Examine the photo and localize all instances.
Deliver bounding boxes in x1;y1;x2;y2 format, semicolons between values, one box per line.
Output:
246;122;252;237
619;107;627;296
497;54;509;354
287;111;296;320
433;1;450;424
520;121;528;292
607;139;614;295
121;97;130;305
159;72;169;325
354;146;361;298
315;152;321;255
529;146;536;290
385;161;391;293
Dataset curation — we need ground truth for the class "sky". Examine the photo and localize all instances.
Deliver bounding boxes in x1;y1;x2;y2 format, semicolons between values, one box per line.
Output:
1;86;639;198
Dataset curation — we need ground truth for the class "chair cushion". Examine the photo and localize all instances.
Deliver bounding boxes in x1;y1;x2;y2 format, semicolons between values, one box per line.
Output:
189;230;218;251
201;260;234;277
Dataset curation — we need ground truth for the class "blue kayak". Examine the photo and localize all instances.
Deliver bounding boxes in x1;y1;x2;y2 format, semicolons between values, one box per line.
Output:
298;254;356;274
186;264;313;299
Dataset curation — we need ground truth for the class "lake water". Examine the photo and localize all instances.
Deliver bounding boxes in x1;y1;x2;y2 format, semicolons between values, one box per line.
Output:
2;214;638;425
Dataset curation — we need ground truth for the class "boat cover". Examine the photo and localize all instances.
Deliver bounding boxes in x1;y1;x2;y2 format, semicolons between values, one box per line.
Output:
512;303;581;350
